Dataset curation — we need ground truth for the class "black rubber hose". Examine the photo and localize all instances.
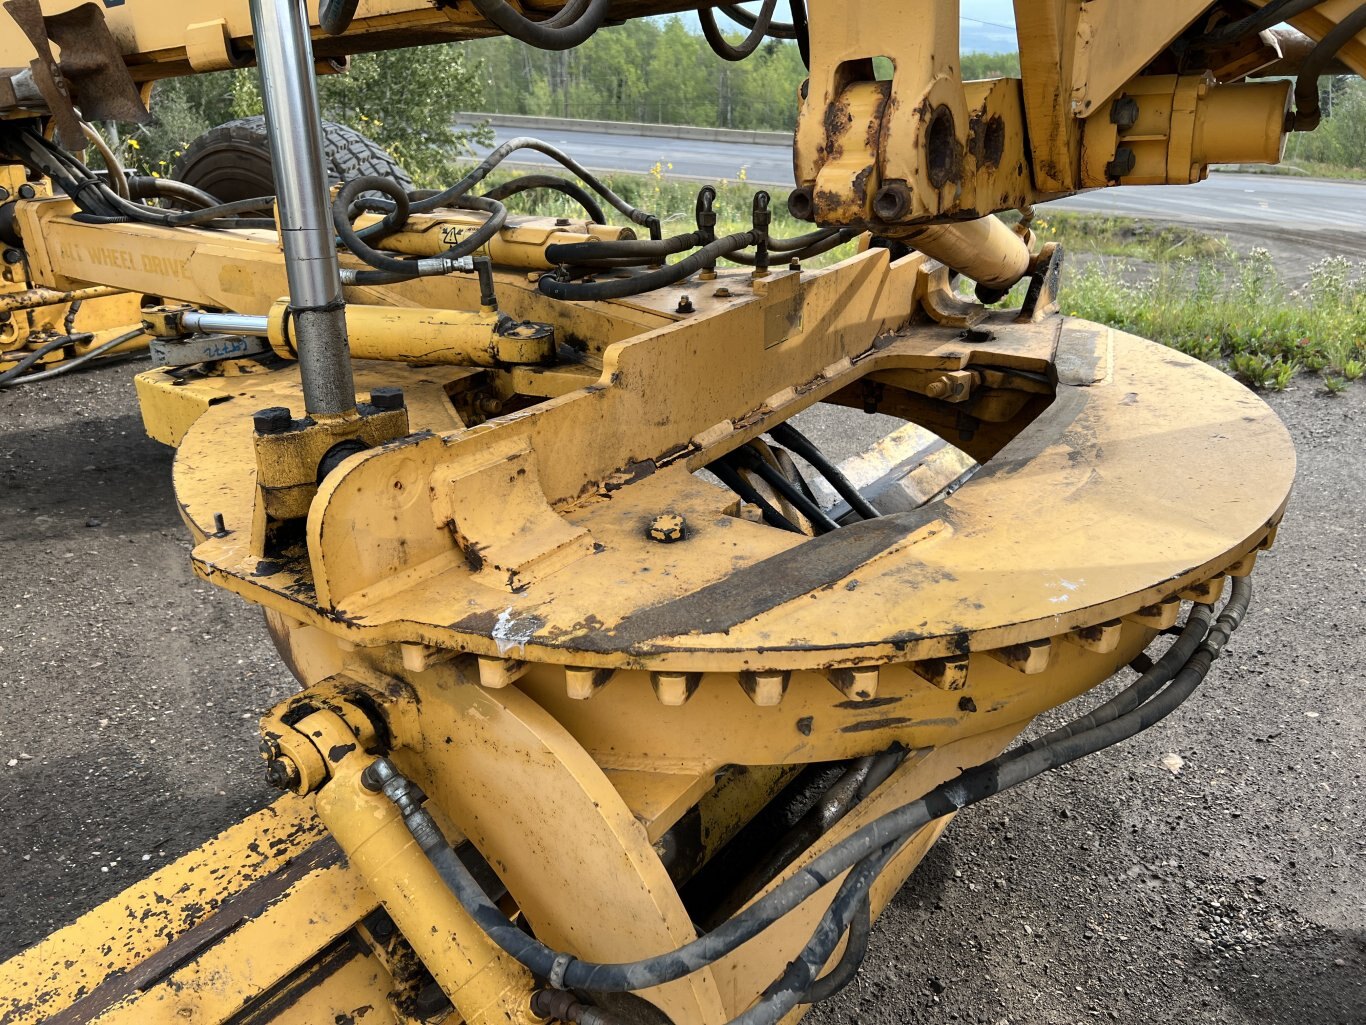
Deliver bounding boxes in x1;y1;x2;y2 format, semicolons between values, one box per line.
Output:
127;175;220;210
768;421;881;520
1290;4;1366;131
469;0;611;49
0;327;145;388
378;580;1250;1001
320;0;360;34
708;459;803;533
370;137;657;237
1013;603;1214;757
545;231;706;267
723;228;857;266
0;332;74;386
727;445;841;534
718;3;797;39
789;0;810;68
334;175;507;278
701;0;778;60
802;896;870;1003
481;173;607;225
730;843;898;1025
1204;0;1327;44
538;231;755;300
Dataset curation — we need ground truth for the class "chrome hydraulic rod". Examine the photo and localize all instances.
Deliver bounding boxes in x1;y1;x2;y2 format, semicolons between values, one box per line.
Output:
181;311;270;336
247;0;357;418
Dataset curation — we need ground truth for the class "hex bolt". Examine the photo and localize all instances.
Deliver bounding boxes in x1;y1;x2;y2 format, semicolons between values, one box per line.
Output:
554;217;571;227
713;286;733;298
1110;96;1140;132
369;386;405;411
264;755;300;791
253;406;294;435
676;295;695;314
872;182;912;222
1105;147;1137;180
648;513;687;543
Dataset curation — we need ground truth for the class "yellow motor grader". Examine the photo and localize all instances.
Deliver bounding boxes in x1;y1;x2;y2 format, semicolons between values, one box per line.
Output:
0;1;1355;1022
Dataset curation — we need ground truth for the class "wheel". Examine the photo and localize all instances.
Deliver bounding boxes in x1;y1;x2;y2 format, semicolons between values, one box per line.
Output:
171;115;413;203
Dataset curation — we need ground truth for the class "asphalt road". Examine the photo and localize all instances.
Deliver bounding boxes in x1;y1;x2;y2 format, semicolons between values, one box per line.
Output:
480;121;1366;231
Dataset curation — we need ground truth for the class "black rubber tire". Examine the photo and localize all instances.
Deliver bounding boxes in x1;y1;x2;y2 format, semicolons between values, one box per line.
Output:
171;115;414;203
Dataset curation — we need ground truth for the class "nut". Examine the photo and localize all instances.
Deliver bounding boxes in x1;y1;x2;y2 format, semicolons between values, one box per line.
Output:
648;513;687;543
369;386;405;411
253;406;294;435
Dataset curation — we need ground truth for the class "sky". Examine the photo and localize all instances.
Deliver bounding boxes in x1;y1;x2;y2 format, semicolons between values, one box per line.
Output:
669;2;1019;54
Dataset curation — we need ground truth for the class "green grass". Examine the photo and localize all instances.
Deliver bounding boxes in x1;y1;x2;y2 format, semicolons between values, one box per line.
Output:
1060;249;1366;393
1024;211;1229;262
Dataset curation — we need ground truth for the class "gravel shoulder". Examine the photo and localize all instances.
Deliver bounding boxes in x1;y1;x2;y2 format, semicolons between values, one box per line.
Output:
1;359;1362;1023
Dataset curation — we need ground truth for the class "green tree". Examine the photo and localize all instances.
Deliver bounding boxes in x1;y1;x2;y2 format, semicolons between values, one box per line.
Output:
131;44;489;185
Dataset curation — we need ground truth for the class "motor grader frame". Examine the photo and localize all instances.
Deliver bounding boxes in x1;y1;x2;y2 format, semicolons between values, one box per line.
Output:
0;0;1353;1023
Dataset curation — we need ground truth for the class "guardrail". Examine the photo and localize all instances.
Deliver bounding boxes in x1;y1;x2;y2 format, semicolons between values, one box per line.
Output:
457;112;791;147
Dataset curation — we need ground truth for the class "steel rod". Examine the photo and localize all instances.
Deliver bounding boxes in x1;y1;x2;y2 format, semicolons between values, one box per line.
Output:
181;311;270;336
247;0;356;417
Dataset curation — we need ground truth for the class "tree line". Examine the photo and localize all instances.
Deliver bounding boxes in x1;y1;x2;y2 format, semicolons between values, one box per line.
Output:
465;19;1021;131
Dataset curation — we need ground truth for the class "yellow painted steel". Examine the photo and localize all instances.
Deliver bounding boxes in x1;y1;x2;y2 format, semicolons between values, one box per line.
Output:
266;297;558;366
0;0;1344;1021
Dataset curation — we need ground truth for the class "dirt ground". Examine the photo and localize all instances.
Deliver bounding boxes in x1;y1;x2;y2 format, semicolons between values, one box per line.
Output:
1;349;1363;1023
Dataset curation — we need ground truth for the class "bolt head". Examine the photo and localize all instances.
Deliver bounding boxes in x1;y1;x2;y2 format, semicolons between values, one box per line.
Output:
17;184;35;200
264;756;300;791
2;248;23;265
369;386;405;411
675;296;694;314
554;217;571;227
872;183;912;223
648;513;687;543
253;406;293;435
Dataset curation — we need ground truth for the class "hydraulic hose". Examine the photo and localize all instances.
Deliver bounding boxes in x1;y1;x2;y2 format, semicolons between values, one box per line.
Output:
539;231;756;300
401;137;658;234
0;327;145;387
700;0;778;60
723;228;857;267
767;421;881;520
469;0;612;50
374;577;1251;1008
79;121;128;199
1289;4;1366;131
718;2;797;39
1204;0;1327;44
334;175;508;280
0;332;75;386
708;459;803;533
482;173;607;225
545;231;707;267
727;444;841;534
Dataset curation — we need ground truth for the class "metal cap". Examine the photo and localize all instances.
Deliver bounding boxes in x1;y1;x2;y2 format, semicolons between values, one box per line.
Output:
253;406;294;434
369;386;405;411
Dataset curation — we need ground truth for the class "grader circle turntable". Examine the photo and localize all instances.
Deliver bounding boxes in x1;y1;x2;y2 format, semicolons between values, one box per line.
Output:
0;1;1350;1022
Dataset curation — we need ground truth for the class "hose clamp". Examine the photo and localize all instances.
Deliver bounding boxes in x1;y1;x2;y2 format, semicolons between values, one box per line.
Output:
547;952;572;990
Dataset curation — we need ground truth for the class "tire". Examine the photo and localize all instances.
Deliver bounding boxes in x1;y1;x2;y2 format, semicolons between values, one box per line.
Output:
171;115;413;204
